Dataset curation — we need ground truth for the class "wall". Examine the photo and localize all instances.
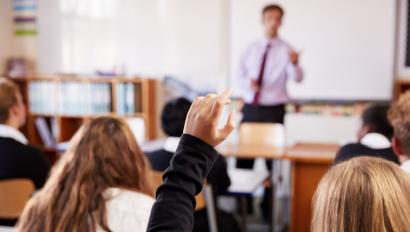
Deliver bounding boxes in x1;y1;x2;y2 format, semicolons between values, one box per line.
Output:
0;0;13;74
36;0;230;92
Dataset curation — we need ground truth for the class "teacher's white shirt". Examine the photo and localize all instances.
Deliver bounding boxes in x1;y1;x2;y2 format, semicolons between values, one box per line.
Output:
236;37;303;106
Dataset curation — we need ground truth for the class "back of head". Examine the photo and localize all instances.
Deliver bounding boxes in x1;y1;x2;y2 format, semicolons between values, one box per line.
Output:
312;157;410;232
0;77;20;124
389;91;410;157
17;116;152;232
361;104;393;139
161;97;192;137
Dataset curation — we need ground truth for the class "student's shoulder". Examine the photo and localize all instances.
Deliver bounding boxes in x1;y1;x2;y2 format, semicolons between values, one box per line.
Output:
0;137;40;155
105;188;154;214
334;143;364;164
104;188;155;231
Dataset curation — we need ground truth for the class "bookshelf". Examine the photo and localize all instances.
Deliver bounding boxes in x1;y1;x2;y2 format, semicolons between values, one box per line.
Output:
394;79;410;100
11;75;157;159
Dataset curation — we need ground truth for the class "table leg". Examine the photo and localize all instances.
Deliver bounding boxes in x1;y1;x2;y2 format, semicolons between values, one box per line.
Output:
271;159;276;232
240;196;248;232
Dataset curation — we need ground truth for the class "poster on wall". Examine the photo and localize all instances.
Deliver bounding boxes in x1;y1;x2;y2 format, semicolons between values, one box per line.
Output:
13;0;37;36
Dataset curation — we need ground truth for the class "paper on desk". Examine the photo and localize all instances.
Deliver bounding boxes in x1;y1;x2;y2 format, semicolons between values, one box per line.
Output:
228;168;269;194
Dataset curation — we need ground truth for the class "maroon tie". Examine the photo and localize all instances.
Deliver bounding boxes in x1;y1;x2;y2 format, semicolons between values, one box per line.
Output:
253;43;271;105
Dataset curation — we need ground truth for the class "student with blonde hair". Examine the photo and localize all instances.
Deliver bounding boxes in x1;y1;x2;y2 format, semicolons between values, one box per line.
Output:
17;116;154;232
312;157;410;232
388;91;410;173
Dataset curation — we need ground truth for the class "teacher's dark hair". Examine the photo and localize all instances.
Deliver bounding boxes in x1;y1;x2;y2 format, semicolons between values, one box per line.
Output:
262;4;284;17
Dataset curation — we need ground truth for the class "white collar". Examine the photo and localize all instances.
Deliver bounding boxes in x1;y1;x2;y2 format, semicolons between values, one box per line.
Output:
163;137;180;153
401;160;410;174
360;133;391;149
0;124;28;145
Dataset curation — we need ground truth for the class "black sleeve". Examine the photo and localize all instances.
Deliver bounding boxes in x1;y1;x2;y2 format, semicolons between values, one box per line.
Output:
25;147;51;189
207;155;231;195
147;134;219;232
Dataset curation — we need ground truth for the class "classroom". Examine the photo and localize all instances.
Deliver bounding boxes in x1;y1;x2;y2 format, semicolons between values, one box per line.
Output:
1;0;410;232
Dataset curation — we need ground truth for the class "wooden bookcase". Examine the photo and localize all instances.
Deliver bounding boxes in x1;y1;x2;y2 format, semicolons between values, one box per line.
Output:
394;79;410;100
11;75;157;160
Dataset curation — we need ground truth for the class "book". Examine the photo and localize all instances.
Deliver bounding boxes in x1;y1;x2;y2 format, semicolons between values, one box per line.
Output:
35;117;56;148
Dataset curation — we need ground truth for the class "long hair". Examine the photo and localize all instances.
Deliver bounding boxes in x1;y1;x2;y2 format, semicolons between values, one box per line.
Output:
312;157;410;232
17;116;153;232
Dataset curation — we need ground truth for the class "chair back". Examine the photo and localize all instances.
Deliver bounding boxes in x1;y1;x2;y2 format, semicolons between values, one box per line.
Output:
239;123;285;147
0;179;35;219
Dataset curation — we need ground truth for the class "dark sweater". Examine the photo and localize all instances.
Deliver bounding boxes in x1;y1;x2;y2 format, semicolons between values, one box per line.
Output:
146;148;230;195
333;143;399;166
147;134;219;232
0;137;51;189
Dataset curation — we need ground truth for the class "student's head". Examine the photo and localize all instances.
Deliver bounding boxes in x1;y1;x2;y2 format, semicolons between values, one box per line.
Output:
0;77;26;128
312;157;410;232
389;91;410;162
17;116;152;232
262;4;284;39
161;97;192;137
357;104;393;140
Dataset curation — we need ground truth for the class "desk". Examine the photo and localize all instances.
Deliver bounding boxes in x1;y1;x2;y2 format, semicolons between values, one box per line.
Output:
286;143;338;232
217;142;339;232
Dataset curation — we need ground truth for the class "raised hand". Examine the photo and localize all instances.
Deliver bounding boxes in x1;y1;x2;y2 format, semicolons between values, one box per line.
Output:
183;90;235;147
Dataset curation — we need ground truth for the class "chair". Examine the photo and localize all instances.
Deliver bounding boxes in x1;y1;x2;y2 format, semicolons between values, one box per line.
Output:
0;179;35;219
239;123;285;147
238;123;288;230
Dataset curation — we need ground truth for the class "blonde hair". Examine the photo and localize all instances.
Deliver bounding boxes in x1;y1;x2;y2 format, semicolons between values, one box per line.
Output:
312;157;410;232
0;77;20;123
389;91;410;157
17;116;153;232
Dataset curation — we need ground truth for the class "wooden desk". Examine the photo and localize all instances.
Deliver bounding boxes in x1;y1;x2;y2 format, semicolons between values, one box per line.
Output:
286;143;339;232
217;142;339;232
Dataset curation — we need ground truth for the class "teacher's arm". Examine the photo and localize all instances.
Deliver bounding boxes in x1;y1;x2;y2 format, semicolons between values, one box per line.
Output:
287;50;304;83
147;91;235;232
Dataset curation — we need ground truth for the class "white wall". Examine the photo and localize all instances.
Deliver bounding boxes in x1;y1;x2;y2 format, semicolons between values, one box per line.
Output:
37;0;230;92
0;0;13;74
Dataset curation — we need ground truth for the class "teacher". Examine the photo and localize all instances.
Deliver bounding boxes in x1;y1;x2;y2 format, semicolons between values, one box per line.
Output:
236;4;303;170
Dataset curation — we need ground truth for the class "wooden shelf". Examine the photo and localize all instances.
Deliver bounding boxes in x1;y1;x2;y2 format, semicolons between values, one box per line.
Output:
394;78;410;100
9;75;158;155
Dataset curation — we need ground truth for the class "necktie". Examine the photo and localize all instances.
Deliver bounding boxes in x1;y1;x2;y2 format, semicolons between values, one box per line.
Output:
252;43;271;105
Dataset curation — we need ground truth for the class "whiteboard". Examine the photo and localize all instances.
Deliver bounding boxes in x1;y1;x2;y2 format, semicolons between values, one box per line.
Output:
230;0;396;100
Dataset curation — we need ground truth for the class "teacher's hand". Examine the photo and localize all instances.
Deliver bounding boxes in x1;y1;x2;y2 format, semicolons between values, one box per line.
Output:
289;51;299;65
251;80;260;92
183;90;235;147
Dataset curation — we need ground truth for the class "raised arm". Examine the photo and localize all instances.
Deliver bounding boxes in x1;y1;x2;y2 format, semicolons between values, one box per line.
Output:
147;90;235;232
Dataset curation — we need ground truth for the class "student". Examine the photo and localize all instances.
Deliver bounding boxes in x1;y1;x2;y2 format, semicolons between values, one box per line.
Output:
333;104;399;165
147;90;235;231
0;78;51;226
312;157;410;232
388;91;410;173
17;116;154;231
146;97;239;232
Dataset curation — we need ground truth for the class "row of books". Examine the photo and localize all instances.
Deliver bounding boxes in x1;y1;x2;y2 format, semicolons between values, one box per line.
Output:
29;81;142;115
116;83;142;115
286;103;366;117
